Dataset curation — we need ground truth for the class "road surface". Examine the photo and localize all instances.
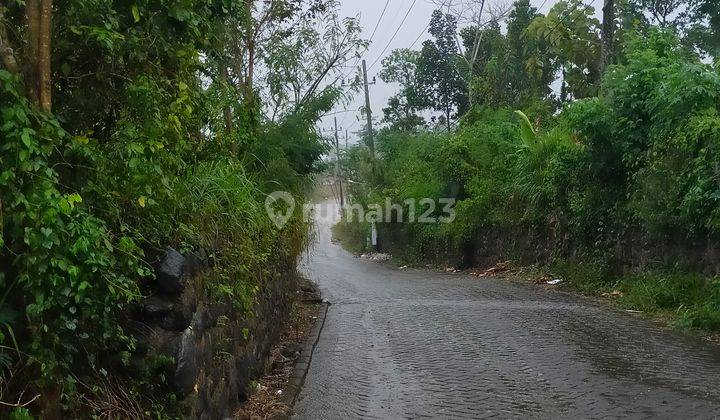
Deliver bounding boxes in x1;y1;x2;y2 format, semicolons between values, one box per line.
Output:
293;210;720;419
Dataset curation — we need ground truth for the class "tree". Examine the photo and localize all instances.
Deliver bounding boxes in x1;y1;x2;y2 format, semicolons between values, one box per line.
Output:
379;49;425;131
262;8;366;120
621;0;718;58
629;0;688;27
382;96;427;131
528;0;602;100
506;0;556;106
460;21;513;106
206;0;364;144
601;0;616;73
454;1;515;106
0;6;19;74
416;10;468;131
0;1;53;110
379;49;420;93
38;0;52;111
685;0;720;58
431;0;512;106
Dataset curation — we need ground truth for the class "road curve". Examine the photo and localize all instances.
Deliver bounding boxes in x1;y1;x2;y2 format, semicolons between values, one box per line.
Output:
293;208;720;419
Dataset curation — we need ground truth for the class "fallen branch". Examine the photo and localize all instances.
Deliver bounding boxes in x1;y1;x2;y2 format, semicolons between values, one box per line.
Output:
0;391;41;408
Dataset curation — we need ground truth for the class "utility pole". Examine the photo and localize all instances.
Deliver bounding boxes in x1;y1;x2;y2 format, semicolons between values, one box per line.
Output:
362;59;376;173
345;129;348;150
334;116;344;208
362;59;379;251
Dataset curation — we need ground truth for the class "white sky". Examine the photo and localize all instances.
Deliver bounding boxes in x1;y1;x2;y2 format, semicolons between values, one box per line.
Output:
321;0;598;145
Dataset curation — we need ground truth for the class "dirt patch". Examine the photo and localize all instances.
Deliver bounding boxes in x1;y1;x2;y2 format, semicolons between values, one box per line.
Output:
235;281;321;420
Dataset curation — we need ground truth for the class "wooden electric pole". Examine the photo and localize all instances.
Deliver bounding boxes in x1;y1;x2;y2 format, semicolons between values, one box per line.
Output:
362;59;376;173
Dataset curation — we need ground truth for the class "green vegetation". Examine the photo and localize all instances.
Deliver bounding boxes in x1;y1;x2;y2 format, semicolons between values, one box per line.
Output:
0;0;363;416
340;1;720;331
554;262;720;330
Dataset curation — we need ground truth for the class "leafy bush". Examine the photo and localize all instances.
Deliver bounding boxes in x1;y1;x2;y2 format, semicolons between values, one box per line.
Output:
1;73;145;390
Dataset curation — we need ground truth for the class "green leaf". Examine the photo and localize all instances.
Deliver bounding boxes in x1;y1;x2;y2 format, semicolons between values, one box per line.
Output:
20;130;32;148
515;110;537;145
73;135;89;145
131;5;141;23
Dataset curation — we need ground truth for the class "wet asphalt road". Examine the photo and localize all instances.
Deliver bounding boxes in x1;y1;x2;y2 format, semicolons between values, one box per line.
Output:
293;211;720;419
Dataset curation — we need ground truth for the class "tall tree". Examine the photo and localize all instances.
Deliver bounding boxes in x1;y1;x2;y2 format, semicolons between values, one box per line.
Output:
686;0;720;58
0;1;52;110
0;6;20;73
25;0;40;103
629;0;687;27
379;49;425;131
506;0;556;106
601;0;616;73
528;0;601;100
262;6;365;119
622;0;718;58
38;0;52;111
416;10;468;131
460;20;512;106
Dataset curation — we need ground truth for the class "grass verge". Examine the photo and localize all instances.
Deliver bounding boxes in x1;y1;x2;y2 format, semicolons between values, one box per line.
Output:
545;259;720;333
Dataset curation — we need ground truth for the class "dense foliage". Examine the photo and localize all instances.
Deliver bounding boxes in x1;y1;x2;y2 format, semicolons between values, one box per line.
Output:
341;1;720;330
0;0;362;416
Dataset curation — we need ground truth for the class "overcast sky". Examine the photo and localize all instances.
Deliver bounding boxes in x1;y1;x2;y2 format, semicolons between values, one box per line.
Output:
321;0;588;145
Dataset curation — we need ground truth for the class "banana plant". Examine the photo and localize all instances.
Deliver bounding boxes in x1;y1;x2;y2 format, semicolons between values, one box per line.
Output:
515;110;537;146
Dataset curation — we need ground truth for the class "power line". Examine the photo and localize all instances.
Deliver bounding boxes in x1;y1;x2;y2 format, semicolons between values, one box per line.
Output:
331;0;390;136
332;0;394;134
321;109;359;117
368;0;419;71
334;0;415;125
347;117;359;132
537;0;551;13
339;0;392;82
408;21;430;50
368;0;392;43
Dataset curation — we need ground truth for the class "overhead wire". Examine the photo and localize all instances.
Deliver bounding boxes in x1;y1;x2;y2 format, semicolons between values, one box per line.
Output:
408;21;430;50
367;0;419;71
537;0;551;13
332;0;393;134
339;0;392;82
368;0;392;43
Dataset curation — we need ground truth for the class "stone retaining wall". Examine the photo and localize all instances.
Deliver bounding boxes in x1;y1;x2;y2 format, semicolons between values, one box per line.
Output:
131;247;296;418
